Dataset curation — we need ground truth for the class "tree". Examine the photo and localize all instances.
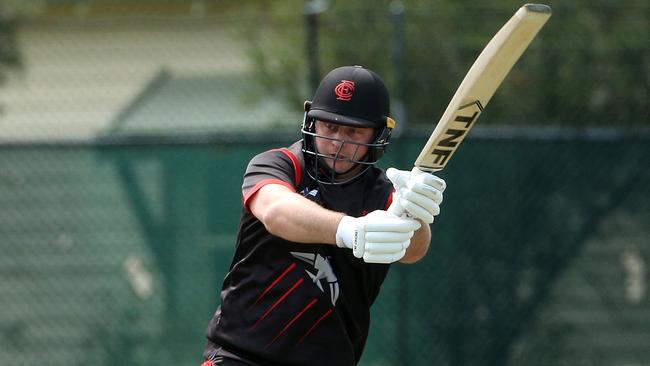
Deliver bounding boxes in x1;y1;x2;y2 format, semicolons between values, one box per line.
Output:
245;0;649;127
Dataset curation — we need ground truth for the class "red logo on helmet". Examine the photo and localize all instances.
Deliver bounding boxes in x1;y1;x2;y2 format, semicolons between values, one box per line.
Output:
335;80;355;101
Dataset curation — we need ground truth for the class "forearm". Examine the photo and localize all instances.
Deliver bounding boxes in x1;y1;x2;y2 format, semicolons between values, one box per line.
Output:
399;220;431;264
252;185;344;245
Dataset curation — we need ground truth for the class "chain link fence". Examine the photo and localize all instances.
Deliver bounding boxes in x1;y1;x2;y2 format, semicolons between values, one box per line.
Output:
1;1;649;365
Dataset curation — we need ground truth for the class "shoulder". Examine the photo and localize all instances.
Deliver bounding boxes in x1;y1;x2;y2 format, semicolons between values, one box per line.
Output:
245;141;305;187
249;141;303;167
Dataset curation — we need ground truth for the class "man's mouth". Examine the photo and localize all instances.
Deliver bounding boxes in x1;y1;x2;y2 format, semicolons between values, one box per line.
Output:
327;153;350;161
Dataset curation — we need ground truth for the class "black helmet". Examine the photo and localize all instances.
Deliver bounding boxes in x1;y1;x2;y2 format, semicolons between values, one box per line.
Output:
302;65;396;185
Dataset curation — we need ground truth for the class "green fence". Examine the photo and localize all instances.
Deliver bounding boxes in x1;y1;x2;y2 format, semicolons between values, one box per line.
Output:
1;131;649;365
1;1;648;365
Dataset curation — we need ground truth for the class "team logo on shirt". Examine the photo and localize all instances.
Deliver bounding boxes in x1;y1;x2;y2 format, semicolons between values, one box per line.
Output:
291;252;340;305
301;187;319;199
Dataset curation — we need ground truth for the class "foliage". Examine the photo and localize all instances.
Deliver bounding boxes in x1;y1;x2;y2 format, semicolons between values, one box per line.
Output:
244;0;649;127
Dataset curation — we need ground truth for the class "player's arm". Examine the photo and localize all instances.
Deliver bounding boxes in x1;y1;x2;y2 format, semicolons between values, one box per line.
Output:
249;182;421;264
400;220;431;264
249;183;343;245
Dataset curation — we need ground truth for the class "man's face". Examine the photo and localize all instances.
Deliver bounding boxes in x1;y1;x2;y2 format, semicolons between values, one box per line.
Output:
313;120;376;174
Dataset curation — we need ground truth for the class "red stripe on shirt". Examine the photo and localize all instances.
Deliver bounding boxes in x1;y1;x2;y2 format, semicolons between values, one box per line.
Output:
251;262;297;308
250;278;304;331
385;187;396;210
272;148;302;187
242;178;295;213
295;308;333;347
266;298;318;348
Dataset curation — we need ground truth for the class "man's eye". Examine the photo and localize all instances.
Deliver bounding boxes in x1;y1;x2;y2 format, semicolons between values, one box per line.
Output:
349;129;364;136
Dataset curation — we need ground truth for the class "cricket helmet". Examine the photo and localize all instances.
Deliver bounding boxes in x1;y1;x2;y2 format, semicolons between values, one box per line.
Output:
302;65;396;185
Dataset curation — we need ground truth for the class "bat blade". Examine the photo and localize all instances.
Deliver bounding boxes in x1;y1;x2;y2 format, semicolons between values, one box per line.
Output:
415;3;551;172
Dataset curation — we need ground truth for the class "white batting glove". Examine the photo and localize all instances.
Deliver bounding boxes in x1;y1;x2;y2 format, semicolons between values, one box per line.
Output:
386;167;446;224
335;210;421;264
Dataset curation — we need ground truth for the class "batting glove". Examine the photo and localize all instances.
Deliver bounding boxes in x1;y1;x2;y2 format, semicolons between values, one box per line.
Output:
386;167;446;224
335;210;421;264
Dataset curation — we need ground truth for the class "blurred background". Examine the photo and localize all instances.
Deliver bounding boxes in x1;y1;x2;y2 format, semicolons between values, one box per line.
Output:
0;0;648;365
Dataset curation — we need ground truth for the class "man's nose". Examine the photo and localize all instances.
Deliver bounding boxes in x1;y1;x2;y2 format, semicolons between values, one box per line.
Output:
330;132;345;145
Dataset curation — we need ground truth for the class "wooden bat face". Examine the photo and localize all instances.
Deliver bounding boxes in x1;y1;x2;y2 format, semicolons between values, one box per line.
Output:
414;4;551;172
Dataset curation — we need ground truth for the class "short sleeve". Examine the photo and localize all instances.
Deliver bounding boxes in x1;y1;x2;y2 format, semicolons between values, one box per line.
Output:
241;148;302;212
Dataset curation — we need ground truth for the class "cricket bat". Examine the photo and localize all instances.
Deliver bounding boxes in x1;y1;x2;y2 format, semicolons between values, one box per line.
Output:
388;4;551;215
416;3;551;171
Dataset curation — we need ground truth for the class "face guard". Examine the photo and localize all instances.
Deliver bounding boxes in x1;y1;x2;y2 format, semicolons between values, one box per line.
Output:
301;116;392;185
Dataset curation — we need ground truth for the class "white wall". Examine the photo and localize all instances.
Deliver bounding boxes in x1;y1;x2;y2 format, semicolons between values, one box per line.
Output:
0;19;249;142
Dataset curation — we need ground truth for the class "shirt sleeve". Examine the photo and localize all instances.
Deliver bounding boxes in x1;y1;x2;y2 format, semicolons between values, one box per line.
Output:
241;148;302;213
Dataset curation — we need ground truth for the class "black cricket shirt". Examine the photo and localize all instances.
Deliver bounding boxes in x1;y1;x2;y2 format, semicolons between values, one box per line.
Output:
205;141;395;366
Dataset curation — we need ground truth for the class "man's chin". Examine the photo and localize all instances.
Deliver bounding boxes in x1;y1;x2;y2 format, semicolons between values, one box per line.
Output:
329;164;353;174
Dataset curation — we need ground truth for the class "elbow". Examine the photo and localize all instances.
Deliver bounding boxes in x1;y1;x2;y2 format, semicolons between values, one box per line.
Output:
260;201;288;237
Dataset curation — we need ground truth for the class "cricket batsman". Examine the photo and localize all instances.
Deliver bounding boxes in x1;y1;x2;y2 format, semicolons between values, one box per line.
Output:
201;65;446;365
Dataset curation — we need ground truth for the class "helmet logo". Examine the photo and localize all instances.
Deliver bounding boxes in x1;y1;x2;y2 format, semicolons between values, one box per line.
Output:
334;80;355;101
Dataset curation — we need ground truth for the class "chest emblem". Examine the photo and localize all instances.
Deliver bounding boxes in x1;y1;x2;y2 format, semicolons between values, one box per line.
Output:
291;252;340;305
301;187;319;201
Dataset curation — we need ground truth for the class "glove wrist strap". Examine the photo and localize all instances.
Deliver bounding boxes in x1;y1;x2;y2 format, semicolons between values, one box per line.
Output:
335;215;355;249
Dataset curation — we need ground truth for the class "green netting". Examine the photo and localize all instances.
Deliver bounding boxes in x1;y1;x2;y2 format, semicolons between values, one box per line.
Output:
1;134;648;365
1;2;648;365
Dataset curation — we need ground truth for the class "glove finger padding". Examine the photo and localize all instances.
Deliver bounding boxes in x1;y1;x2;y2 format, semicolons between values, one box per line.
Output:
400;190;441;211
359;213;419;259
412;170;446;192
336;210;421;262
386;168;410;189
398;190;440;224
399;199;434;224
365;231;415;243
406;180;444;204
363;249;407;264
365;240;411;254
388;167;446;223
364;219;421;233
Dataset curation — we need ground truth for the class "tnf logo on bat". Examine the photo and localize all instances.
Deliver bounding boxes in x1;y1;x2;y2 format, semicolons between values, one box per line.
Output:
335;80;355;101
429;100;483;168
